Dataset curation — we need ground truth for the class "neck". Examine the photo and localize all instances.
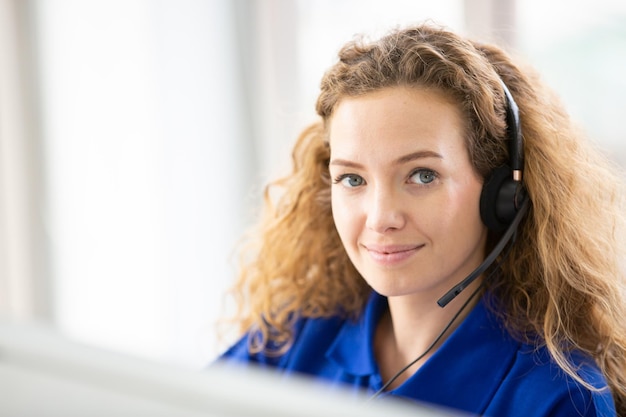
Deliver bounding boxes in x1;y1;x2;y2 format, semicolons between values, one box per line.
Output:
374;280;483;388
392;287;479;349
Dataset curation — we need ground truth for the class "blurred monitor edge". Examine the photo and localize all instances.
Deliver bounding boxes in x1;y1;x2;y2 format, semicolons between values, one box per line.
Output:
0;320;464;417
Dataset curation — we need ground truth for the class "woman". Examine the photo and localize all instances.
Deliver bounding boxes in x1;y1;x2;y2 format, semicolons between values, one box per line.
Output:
219;24;626;416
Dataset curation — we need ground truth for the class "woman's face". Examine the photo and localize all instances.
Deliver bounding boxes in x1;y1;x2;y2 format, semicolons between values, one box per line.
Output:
328;86;488;299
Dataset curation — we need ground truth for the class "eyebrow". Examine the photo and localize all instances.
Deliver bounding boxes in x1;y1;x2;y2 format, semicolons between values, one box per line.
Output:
329;150;443;168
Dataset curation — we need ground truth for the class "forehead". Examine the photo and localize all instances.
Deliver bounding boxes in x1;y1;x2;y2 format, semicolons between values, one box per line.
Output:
328;86;469;161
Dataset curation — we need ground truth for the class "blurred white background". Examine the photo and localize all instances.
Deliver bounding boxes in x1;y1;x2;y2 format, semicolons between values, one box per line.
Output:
1;0;624;370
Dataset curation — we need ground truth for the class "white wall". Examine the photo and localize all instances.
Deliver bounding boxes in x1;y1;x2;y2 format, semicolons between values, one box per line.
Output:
35;0;251;367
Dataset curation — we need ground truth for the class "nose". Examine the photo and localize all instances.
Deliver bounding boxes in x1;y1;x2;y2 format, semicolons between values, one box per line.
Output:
365;185;407;233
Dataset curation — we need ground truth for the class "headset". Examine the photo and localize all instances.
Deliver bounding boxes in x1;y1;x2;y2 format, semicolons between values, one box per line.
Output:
479;80;528;232
437;80;530;308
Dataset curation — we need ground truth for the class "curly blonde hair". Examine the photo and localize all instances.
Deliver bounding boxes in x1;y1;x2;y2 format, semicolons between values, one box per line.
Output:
226;24;626;413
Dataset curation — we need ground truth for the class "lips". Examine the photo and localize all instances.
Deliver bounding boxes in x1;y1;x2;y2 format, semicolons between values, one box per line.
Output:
363;243;424;266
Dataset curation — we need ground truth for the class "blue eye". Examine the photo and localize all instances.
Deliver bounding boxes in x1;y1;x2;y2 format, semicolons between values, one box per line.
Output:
410;169;437;185
334;174;365;188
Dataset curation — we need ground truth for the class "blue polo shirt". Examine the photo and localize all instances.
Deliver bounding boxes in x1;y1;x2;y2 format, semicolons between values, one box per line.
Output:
219;292;615;416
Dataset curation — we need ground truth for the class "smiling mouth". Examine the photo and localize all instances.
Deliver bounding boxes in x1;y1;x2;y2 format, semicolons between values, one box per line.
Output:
364;244;424;265
365;244;423;254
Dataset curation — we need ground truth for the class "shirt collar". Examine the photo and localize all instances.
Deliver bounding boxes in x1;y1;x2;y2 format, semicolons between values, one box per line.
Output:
325;291;520;412
391;296;519;411
325;291;387;376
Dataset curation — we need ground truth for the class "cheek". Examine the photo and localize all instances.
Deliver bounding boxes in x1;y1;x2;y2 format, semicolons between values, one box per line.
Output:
443;184;486;242
421;181;483;236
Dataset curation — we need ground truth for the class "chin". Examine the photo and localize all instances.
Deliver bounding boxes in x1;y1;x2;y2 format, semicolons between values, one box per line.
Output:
364;274;450;300
366;280;419;298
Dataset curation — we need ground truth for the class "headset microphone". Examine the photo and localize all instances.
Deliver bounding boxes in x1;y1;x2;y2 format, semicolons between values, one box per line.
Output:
437;79;530;308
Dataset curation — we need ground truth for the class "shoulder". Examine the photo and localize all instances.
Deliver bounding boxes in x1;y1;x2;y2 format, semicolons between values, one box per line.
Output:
487;342;615;416
217;314;347;370
471;295;616;416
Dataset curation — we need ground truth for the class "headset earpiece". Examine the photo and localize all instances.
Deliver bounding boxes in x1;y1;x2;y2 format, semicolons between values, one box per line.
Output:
480;165;526;232
479;80;528;233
